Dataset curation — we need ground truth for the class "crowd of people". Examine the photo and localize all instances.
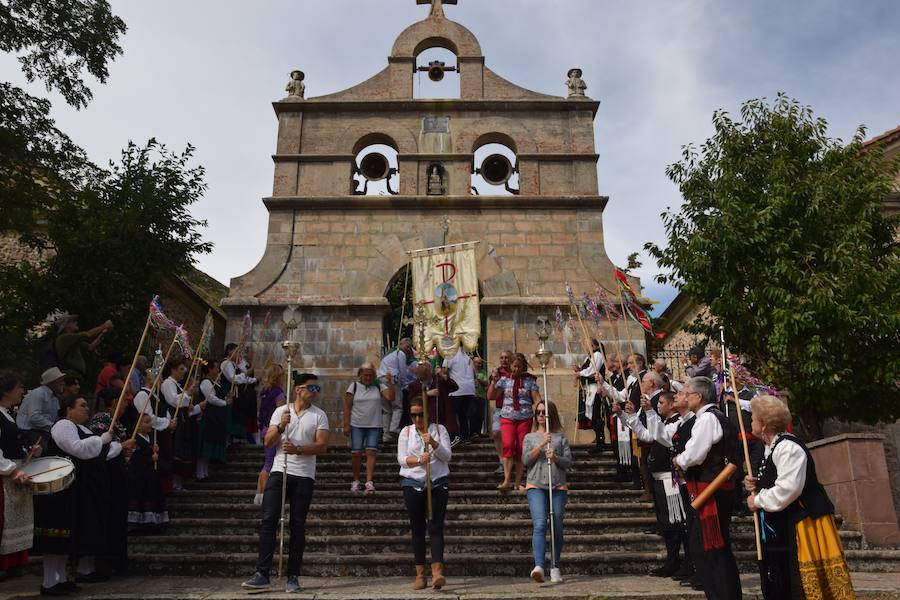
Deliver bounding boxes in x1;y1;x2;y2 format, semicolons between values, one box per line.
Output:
0;314;856;600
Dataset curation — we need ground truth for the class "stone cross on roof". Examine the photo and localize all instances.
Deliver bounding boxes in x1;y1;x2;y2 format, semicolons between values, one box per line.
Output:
417;0;457;18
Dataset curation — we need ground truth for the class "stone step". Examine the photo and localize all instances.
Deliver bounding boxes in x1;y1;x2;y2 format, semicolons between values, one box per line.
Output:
198;470;620;482
167;501;656;521
183;480;636;492
130;529;865;556
167;488;645;505
125;549;900;578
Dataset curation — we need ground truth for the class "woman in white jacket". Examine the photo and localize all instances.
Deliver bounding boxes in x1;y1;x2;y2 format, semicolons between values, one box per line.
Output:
397;397;451;591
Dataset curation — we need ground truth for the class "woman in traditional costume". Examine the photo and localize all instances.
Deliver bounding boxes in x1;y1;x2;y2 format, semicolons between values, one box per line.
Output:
127;414;168;533
160;358;200;491
0;372;40;580
745;395;855;600
36;396;123;594
196;359;228;482
88;389;136;576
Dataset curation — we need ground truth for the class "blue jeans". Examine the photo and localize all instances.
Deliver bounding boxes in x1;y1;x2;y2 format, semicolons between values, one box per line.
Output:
526;487;567;569
350;426;382;453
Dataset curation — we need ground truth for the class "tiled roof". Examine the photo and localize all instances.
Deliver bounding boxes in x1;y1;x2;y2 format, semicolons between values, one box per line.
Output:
863;124;900;148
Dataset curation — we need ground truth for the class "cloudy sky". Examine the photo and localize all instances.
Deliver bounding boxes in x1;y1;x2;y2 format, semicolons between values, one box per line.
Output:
3;0;899;314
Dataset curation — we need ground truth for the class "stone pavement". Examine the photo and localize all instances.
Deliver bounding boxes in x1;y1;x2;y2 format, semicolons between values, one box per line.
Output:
3;573;899;600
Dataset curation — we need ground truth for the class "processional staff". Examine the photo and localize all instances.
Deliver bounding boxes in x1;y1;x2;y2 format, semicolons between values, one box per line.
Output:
403;302;433;520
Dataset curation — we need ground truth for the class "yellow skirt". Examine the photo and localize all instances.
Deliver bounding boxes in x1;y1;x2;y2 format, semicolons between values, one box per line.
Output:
796;514;855;600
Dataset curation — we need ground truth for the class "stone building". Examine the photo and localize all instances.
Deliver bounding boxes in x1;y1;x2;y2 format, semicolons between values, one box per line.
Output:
223;0;646;435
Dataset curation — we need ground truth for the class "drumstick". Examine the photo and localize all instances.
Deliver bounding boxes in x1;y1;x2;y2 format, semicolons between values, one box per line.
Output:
24;438;42;466
26;464;71;479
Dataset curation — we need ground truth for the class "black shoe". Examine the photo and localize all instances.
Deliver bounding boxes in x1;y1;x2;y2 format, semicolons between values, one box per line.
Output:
679;579;696;587
587;445;603;455
75;571;109;583
40;583;71;597
242;571;271;589
61;582;81;593
650;565;677;577
671;568;694;581
642;528;658;535
630;482;643;491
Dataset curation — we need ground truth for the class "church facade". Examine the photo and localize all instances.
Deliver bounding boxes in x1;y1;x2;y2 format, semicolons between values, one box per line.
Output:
222;0;647;430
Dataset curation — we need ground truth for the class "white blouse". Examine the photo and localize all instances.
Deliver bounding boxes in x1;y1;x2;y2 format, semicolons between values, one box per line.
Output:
397;423;452;482
133;388;171;431
51;420;121;460
200;379;227;407
161;377;201;416
755;436;808;513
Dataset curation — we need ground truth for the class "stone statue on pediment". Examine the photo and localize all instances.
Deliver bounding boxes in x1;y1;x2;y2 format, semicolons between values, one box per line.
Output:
566;68;587;98
286;70;305;99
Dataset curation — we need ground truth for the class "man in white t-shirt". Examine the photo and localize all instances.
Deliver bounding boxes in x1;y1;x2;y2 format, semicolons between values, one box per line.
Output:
242;372;329;593
441;349;476;446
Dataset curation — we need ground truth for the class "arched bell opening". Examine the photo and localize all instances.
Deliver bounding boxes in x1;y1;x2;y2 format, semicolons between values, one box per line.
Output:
471;134;519;196
352;134;400;196
413;46;460;99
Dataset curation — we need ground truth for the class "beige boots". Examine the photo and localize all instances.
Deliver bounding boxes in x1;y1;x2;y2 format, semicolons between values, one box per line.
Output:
413;563;446;590
414;564;428;590
431;562;446;590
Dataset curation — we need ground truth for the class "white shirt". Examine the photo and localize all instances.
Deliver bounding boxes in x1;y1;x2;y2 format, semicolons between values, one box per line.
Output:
578;351;606;378
602;373;636;404
133;388;171;431
269;403;330;479
346;382;389;428
755;436;808;513
674;404;722;470
378;349;411;385
222;359;257;385
161;377;200;416
397;423;452;482
442;351;476;397
201;379;227;407
51;420;122;460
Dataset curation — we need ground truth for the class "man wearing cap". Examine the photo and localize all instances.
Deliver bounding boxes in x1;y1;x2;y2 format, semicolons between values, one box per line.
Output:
16;367;66;435
54;314;113;383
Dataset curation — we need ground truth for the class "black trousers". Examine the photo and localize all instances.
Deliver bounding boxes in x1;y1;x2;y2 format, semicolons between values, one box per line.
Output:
403;483;449;565
256;472;314;577
471;396;487;437
651;478;687;571
591;397;608;445
450;394;476;440
688;489;742;600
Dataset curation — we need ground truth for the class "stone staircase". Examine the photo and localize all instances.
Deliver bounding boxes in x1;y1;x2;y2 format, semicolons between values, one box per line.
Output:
127;439;898;578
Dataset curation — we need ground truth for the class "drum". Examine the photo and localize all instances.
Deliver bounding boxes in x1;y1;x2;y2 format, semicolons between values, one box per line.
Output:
23;456;76;495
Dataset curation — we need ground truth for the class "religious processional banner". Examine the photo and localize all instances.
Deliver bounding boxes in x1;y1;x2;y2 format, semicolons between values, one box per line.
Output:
409;241;480;358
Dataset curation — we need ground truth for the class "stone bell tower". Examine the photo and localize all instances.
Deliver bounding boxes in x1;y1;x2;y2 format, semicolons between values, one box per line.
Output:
223;0;647;430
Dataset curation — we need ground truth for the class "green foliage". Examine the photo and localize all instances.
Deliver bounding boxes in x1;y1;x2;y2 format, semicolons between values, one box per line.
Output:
625;252;643;274
0;140;212;380
646;94;900;434
0;0;127;109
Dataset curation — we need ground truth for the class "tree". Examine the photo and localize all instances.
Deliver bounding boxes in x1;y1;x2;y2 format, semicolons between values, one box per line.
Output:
0;140;212;376
1;0;126;237
646;94;900;438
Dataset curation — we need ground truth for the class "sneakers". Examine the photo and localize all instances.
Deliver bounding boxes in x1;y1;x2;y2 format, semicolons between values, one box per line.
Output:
241;571;271;589
550;568;563;583
450;436;462;447
286;576;303;593
252;493;263;505
364;481;376;495
530;565;545;583
350;480;361;494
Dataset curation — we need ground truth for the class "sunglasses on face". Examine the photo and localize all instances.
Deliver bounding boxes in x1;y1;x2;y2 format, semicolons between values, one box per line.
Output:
535;410;547;416
300;384;321;392
410;411;424;418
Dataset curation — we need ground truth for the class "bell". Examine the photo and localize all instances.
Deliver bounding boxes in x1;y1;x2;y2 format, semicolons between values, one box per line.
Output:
479;154;514;185
358;153;391;181
428;64;445;82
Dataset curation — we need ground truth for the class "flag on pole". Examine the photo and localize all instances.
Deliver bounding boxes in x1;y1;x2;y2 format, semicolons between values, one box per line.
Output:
614;269;654;334
408;242;480;357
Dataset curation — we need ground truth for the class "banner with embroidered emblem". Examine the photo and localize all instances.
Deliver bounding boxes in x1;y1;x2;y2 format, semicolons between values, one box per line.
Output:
408;241;480;358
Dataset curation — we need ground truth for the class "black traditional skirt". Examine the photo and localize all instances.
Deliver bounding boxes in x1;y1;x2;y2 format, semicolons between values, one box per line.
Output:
199;404;228;462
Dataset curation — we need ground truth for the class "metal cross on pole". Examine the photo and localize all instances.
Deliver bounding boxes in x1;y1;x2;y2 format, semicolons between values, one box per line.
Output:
402;302;434;519
417;0;458;18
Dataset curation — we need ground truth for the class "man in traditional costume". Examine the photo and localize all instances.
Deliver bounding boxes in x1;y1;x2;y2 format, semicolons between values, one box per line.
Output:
573;338;606;454
673;376;742;600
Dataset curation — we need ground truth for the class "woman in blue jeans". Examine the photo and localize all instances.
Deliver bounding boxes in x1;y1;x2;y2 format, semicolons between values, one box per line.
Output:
522;400;572;584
